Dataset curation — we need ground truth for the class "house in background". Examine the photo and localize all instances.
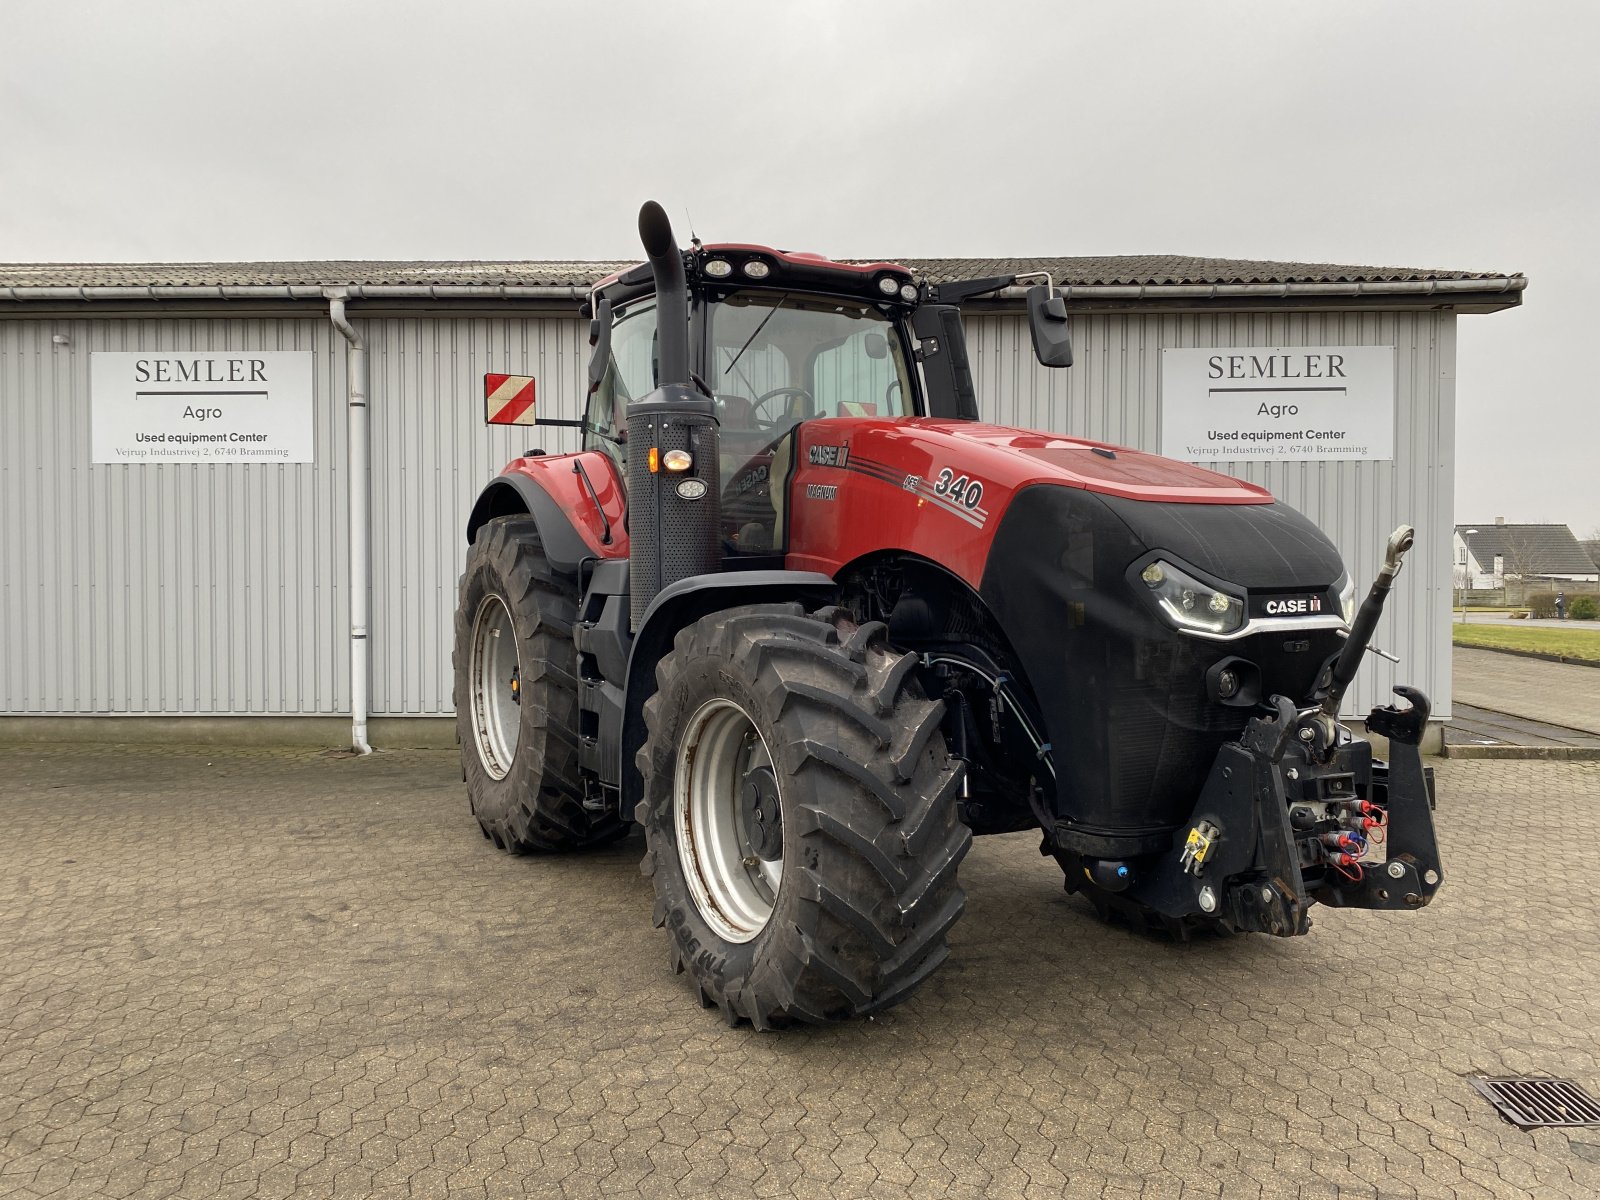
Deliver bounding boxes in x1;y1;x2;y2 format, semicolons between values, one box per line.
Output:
1453;519;1600;588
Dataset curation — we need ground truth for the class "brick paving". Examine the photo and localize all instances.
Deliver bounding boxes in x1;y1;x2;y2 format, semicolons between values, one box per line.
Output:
2;744;1599;1199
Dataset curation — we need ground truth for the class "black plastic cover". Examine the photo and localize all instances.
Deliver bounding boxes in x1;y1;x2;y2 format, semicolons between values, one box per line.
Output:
979;485;1348;851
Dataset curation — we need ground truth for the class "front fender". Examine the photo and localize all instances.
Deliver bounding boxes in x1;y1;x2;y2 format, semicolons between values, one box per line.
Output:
618;570;837;817
465;451;628;576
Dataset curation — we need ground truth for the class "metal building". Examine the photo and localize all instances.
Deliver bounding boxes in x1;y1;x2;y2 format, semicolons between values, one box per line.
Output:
0;257;1524;748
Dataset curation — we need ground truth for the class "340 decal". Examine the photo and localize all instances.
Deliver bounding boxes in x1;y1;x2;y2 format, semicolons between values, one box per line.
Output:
933;468;984;509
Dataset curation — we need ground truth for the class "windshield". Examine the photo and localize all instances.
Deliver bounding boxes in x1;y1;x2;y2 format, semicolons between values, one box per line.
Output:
706;292;915;446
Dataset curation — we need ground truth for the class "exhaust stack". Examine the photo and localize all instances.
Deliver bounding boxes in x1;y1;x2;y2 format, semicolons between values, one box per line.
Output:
626;201;721;627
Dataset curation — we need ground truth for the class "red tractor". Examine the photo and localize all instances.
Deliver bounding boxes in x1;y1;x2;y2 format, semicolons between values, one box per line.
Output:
454;202;1442;1028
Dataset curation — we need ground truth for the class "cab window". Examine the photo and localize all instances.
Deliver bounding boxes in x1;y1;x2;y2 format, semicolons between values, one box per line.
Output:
583;301;657;470
707;292;915;558
813;326;908;418
706;293;914;455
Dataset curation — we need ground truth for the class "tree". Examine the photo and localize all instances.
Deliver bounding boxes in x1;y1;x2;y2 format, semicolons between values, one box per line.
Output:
1500;529;1542;605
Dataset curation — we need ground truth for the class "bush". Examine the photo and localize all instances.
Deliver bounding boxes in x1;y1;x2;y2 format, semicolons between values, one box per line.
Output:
1528;591;1558;618
1570;595;1599;620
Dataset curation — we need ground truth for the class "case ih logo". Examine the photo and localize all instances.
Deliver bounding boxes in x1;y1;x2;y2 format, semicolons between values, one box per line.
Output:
1263;596;1323;615
807;443;849;468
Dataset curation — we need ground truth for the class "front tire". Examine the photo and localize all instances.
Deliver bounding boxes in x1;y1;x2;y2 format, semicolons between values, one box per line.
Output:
452;514;624;853
636;604;970;1027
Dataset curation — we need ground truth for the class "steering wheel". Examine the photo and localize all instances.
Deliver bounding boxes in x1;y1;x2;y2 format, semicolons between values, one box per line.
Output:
749;387;814;433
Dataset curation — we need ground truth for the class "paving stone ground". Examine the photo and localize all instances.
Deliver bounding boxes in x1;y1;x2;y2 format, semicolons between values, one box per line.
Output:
2;745;1599;1199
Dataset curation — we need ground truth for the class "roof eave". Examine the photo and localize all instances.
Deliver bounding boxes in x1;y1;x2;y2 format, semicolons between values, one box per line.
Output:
0;275;1526;315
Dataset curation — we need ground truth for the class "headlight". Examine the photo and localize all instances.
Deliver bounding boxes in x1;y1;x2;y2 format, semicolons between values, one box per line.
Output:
1337;574;1357;625
1138;559;1245;636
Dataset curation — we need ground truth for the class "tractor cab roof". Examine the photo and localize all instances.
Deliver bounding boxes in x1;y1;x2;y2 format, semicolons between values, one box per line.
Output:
591;243;919;311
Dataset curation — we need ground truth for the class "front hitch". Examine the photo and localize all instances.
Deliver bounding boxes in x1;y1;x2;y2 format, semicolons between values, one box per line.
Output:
1117;692;1443;935
1320;685;1443;911
1106;524;1444;934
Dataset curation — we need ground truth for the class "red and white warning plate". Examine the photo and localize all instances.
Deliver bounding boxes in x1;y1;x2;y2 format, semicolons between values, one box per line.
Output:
484;374;537;426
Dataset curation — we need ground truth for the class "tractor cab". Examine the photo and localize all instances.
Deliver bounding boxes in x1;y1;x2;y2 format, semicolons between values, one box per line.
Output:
582;245;926;555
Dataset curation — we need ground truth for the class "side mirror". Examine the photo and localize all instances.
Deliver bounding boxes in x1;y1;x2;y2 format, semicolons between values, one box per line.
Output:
586;298;613;395
864;331;888;360
1026;284;1073;368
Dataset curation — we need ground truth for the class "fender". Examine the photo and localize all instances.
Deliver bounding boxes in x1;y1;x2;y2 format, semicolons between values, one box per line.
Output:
464;451;629;575
616;570;837;817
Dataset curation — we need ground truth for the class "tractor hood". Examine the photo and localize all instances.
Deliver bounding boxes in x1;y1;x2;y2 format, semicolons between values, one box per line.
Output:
835;418;1273;506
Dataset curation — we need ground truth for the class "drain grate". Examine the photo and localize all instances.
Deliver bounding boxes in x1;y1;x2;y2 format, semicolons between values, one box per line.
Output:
1471;1077;1600;1129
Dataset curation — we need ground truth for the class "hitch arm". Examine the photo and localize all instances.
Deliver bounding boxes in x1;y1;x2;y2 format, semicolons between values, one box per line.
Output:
1321;525;1413;718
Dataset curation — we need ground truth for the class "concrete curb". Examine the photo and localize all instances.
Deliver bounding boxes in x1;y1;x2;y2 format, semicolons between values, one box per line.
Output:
1444;743;1600;761
1452;642;1600;669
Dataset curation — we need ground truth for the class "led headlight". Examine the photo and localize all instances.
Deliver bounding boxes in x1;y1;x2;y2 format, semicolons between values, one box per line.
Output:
703;259;733;278
878;275;900;296
1336;573;1357;625
1139;559;1245;636
743;260;771;280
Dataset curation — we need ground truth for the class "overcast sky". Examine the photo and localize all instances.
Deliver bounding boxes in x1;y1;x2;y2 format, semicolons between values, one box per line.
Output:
3;0;1595;536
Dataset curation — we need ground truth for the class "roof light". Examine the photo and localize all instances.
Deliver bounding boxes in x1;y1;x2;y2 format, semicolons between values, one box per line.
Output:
704;259;733;278
743;260;771;280
662;449;693;472
900;283;918;302
878;276;900;296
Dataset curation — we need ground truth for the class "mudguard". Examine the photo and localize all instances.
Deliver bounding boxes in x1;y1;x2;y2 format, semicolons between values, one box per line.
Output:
465;451;628;575
617;570;837;817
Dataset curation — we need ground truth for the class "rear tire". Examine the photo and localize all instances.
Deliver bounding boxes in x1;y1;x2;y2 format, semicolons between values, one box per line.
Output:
453;514;624;853
636;603;970;1027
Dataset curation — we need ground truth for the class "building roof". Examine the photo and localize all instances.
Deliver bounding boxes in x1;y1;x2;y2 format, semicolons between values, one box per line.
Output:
1456;524;1600;577
0;254;1522;291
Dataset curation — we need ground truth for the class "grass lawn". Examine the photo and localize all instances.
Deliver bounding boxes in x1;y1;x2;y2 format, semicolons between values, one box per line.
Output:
1452;622;1600;662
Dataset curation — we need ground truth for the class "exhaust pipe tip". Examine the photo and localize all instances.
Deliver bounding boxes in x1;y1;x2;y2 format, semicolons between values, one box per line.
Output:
634;199;689;390
638;200;675;259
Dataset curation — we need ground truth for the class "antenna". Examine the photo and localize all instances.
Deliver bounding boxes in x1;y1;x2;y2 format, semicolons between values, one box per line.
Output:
685;206;702;250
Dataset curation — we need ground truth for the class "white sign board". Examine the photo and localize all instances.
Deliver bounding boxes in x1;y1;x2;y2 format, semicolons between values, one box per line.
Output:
1160;346;1394;462
91;351;315;463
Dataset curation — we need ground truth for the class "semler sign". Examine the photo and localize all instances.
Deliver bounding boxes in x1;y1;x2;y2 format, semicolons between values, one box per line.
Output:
91;351;315;464
1160;346;1395;463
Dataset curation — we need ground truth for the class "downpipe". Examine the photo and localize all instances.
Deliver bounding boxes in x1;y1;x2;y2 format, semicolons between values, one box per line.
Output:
327;291;372;755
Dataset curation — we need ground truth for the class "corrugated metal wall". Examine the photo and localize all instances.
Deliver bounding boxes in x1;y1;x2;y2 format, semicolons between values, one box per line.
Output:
966;309;1456;719
2;306;1454;722
1;317;347;714
365;315;587;715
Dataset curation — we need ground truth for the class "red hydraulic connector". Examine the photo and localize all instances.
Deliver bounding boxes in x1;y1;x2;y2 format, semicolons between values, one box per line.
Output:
1320;831;1366;854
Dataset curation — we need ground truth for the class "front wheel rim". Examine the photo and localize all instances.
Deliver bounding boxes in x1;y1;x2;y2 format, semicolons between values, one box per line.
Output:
469;594;521;779
675;698;783;944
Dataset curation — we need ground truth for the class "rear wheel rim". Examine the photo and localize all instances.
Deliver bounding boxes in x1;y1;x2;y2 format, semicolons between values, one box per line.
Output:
675;698;783;944
470;594;521;779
